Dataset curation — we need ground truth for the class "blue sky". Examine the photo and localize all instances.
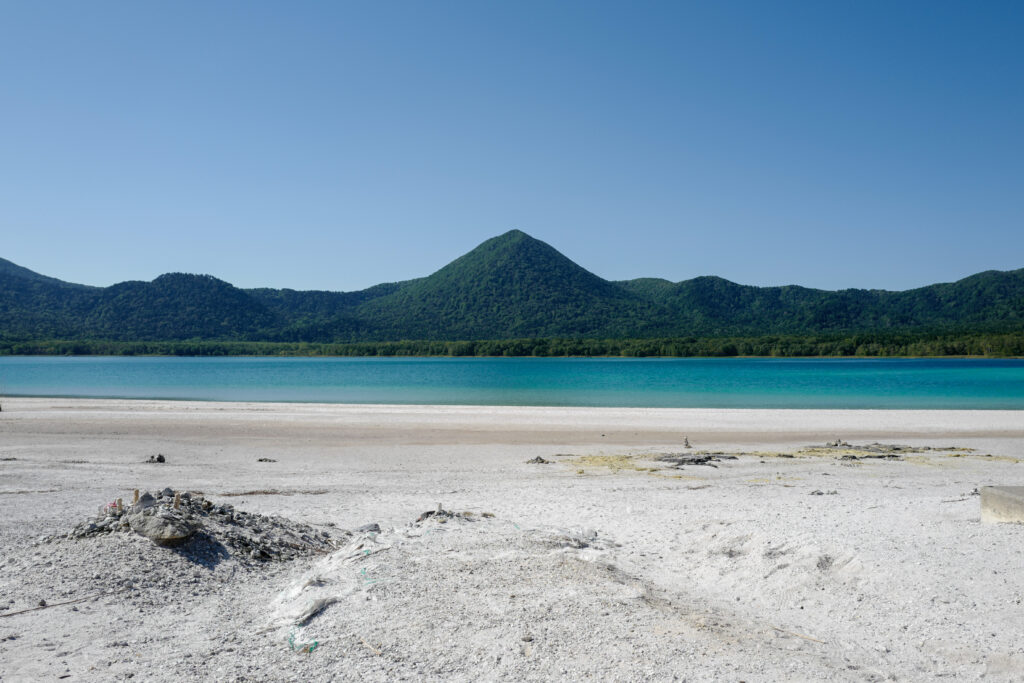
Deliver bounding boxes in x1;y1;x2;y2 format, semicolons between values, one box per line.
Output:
1;2;1022;292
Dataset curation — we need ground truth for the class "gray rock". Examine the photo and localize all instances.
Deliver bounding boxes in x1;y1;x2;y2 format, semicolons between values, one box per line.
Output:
160;487;174;498
355;523;381;533
127;512;194;547
132;492;157;513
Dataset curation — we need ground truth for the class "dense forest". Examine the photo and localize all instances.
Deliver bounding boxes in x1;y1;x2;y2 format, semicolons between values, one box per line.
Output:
2;332;1022;358
1;230;1022;355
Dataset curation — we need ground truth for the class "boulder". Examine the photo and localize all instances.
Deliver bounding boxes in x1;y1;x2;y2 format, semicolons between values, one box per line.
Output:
128;511;195;547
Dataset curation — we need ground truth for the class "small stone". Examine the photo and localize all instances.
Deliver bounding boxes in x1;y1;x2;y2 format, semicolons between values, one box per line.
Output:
355;523;381;534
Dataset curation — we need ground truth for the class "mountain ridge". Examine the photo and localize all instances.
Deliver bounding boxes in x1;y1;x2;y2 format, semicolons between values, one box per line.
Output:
1;230;1022;342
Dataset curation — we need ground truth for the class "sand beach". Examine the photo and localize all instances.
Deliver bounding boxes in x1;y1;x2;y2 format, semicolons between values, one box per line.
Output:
1;398;1023;681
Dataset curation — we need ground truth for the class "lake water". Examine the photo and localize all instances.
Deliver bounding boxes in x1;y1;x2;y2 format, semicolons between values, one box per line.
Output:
1;356;1022;409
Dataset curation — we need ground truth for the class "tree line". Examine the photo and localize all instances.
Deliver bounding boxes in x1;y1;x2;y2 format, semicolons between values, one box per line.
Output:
1;332;1021;358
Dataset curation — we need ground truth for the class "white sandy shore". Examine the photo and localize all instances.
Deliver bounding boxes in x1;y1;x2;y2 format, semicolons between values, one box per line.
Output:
1;398;1023;681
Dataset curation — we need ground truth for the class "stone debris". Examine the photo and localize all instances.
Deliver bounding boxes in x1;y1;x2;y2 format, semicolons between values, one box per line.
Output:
67;488;348;562
257;457;277;462
526;456;551;464
809;490;839;496
822;442;936;460
656;453;738;468
839;453;902;462
803;442;975;461
415;504;477;524
145;454;166;464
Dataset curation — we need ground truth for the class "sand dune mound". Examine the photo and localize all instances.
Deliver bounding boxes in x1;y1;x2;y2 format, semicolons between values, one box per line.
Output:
5;487;1013;681
258;511;870;682
2;499;865;681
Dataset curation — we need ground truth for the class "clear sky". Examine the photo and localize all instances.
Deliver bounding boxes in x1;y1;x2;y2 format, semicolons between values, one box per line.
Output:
1;1;1022;292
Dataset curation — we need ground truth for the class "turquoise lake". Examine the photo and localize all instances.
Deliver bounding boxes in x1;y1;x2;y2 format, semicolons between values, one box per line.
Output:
0;356;1022;409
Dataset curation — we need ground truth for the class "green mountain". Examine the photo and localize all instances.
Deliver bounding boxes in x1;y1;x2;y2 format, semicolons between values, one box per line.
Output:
0;256;88;287
355;230;660;339
1;230;1022;343
0;257;98;338
85;274;279;340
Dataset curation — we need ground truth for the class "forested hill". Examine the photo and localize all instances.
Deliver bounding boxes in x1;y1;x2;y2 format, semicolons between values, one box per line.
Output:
1;231;1022;343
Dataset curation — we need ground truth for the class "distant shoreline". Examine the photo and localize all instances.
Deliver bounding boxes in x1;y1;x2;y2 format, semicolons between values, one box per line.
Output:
2;332;1023;359
3;355;1024;362
6;397;1024;441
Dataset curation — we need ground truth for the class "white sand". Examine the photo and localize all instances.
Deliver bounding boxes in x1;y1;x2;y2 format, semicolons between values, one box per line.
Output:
1;398;1023;681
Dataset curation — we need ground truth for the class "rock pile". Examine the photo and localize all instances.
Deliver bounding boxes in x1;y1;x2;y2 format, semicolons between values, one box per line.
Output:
67;488;348;562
